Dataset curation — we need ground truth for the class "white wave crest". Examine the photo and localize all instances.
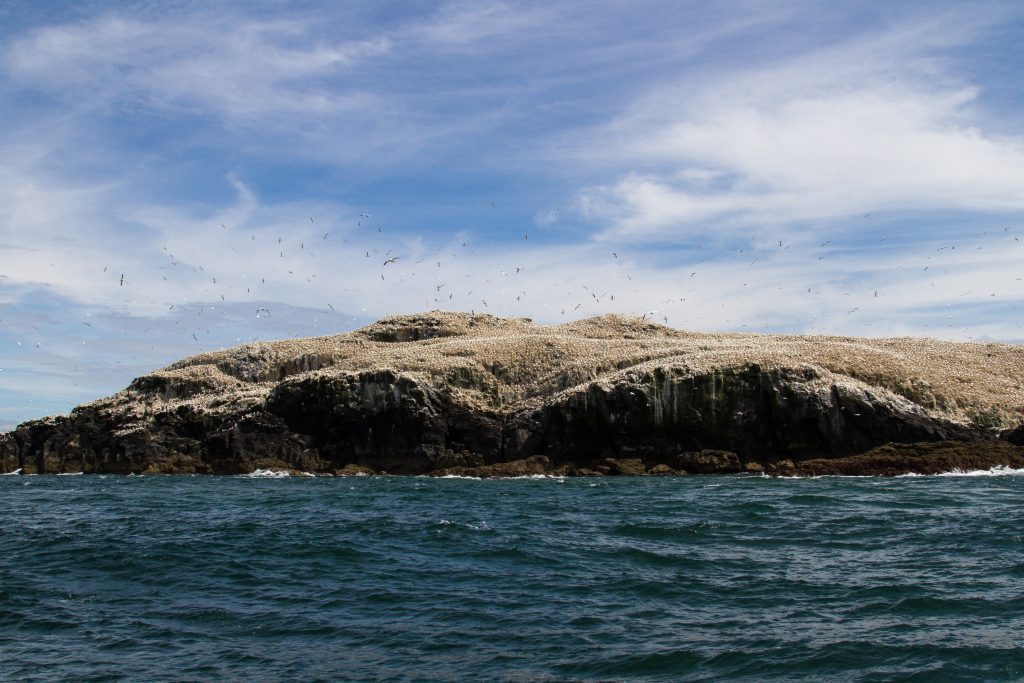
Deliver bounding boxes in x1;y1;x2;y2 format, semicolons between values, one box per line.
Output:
430;473;565;481
1;468;22;475
435;519;492;531
898;465;1024;478
507;474;566;480
776;466;1024;479
245;469;288;478
241;468;310;478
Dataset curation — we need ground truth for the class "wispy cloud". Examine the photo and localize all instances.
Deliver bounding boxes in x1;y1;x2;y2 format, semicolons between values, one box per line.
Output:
6;14;392;119
570;7;1024;238
408;1;554;49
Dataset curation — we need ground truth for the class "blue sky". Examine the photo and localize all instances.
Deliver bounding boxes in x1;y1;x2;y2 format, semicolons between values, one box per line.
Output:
2;0;1024;429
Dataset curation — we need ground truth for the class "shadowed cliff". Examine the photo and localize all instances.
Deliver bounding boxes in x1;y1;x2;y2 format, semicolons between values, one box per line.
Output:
3;311;1023;476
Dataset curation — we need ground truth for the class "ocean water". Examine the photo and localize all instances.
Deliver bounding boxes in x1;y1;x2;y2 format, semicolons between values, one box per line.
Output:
2;473;1023;682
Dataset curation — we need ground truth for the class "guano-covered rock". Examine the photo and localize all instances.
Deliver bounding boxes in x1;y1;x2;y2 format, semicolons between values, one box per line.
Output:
2;311;1022;476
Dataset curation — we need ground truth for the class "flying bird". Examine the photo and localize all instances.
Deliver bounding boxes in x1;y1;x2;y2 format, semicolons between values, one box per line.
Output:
383;257;400;266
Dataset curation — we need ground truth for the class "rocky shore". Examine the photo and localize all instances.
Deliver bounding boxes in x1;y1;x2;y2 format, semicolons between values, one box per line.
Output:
2;311;1023;477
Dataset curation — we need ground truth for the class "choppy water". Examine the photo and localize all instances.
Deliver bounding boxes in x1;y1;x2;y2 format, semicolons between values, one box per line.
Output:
2;472;1024;682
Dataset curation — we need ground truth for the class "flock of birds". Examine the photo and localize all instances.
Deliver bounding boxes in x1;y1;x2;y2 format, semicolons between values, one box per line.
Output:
2;209;1023;417
98;213;1024;343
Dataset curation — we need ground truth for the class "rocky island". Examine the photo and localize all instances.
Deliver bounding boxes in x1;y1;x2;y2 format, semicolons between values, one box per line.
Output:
2;311;1023;476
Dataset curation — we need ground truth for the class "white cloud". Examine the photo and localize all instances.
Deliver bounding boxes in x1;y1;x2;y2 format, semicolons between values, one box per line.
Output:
4;159;1022;340
5;15;392;120
571;10;1024;238
409;1;553;48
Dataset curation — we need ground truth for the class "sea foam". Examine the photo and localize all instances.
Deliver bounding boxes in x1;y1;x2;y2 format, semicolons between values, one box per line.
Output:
897;465;1024;478
940;465;1024;477
241;469;313;478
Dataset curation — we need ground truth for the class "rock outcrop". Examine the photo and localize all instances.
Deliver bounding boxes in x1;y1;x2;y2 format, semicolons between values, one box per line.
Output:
2;311;1023;476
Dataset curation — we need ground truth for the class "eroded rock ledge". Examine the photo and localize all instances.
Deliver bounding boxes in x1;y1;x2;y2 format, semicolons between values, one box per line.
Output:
2;311;1023;476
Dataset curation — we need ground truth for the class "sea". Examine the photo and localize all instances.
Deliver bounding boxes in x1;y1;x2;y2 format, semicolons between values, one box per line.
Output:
2;471;1024;682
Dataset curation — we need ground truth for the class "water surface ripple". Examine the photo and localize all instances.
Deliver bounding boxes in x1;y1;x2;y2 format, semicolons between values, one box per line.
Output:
2;474;1023;681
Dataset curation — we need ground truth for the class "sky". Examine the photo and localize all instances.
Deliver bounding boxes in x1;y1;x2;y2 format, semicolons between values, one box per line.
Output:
2;0;1024;430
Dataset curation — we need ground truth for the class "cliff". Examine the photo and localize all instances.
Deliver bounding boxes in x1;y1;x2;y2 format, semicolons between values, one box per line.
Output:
2;311;1023;476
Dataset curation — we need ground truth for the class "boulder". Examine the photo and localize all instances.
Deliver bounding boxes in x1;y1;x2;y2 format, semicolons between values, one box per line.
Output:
677;449;742;474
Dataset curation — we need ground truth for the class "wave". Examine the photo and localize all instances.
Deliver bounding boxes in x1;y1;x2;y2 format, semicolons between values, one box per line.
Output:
240;469;315;478
429;474;566;480
897;465;1024;478
434;519;492;532
506;474;566;480
1;468;21;475
775;465;1024;479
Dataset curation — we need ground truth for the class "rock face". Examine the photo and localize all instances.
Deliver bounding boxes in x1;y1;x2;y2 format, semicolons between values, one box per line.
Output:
1006;424;1024;447
2;311;1023;476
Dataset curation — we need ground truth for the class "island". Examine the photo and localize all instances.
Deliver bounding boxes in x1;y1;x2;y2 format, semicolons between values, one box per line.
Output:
2;311;1023;476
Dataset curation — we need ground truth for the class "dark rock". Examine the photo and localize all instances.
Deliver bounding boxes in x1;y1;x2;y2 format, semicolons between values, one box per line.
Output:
430;455;551;478
573;468;604;477
786;441;1024;477
677;449;742;473
335;464;376;476
594;457;647;476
